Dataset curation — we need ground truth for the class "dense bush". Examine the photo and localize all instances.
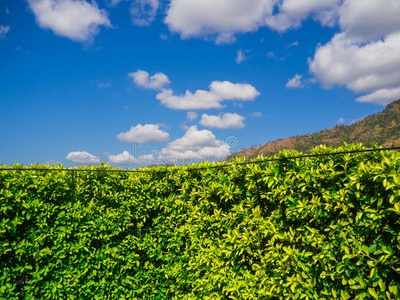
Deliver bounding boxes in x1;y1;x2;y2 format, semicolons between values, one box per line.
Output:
1;144;399;299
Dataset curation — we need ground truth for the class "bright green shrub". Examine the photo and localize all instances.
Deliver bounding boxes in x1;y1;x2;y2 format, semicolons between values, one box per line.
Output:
0;144;399;299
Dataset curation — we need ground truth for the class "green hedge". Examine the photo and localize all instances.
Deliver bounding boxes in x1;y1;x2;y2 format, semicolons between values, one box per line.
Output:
1;144;399;299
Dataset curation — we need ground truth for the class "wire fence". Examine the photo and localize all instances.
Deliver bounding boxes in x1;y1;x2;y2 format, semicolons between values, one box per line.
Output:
1;146;400;174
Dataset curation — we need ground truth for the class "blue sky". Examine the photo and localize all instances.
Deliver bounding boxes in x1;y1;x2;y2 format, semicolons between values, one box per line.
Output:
1;0;400;167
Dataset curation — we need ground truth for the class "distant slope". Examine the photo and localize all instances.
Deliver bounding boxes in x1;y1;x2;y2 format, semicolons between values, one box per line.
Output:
227;99;400;160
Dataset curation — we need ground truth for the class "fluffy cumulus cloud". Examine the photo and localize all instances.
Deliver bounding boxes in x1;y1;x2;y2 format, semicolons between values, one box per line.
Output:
162;0;400;105
286;74;304;88
0;25;10;38
131;0;159;26
156;81;260;110
108;151;138;165
66;151;100;164
200;113;245;129
117;124;169;143
128;69;170;90
159;126;230;162
266;0;340;31
167;126;223;151
164;0;342;41
108;150;162;165
165;0;275;43
109;126;231;165
338;0;400;43
310;32;400;105
27;0;111;42
307;0;400;105
163;0;398;44
355;87;400;106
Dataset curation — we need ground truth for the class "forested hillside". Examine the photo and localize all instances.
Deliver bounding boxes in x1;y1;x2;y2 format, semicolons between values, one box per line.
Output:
227;99;400;160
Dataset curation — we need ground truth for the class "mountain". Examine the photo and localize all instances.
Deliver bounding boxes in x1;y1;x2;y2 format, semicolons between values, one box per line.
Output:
227;99;400;160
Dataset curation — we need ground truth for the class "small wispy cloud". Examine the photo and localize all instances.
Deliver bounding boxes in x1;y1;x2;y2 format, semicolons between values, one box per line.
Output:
286;74;304;89
215;33;236;45
286;41;299;48
97;81;111;88
350;117;365;125
266;51;277;59
236;49;251;64
186;112;198;122
249;111;262;117
337;117;345;124
0;25;10;38
44;160;61;165
159;33;169;40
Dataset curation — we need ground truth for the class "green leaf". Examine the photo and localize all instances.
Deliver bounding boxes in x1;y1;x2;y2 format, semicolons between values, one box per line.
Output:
368;287;378;299
368;244;377;254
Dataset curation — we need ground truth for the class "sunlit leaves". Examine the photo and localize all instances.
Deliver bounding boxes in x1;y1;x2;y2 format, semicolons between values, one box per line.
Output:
0;144;399;299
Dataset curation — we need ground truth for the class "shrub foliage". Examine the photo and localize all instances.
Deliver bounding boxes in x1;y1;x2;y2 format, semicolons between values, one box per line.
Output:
1;144;400;299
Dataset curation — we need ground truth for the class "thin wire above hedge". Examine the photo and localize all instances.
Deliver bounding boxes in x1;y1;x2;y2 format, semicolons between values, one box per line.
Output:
0;146;399;174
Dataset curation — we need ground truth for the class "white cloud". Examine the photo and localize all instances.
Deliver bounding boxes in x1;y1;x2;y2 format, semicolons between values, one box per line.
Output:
117;124;169;143
309;32;400;104
167;126;223;151
187;112;198;122
179;123;189;130
356;87;400;106
159;144;230;163
5;7;10;14
235;49;251;64
156;81;260;110
159;126;231;162
286;41;299;48
306;0;400;105
159;33;169;40
130;0;159;26
163;0;342;42
266;0;340;31
249;111;263;117
44;160;61;165
156;88;221;110
339;0;400;43
128;69;170;90
108;150;163;165
337;117;345;124
163;0;399;49
210;81;260;100
110;126;232;164
0;25;10;38
286;74;304;88
215;33;237;45
200;113;245;129
97;81;111;88
27;0;111;42
266;51;277;59
66;151;100;164
107;0;126;7
108;150;138;164
165;0;276;41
